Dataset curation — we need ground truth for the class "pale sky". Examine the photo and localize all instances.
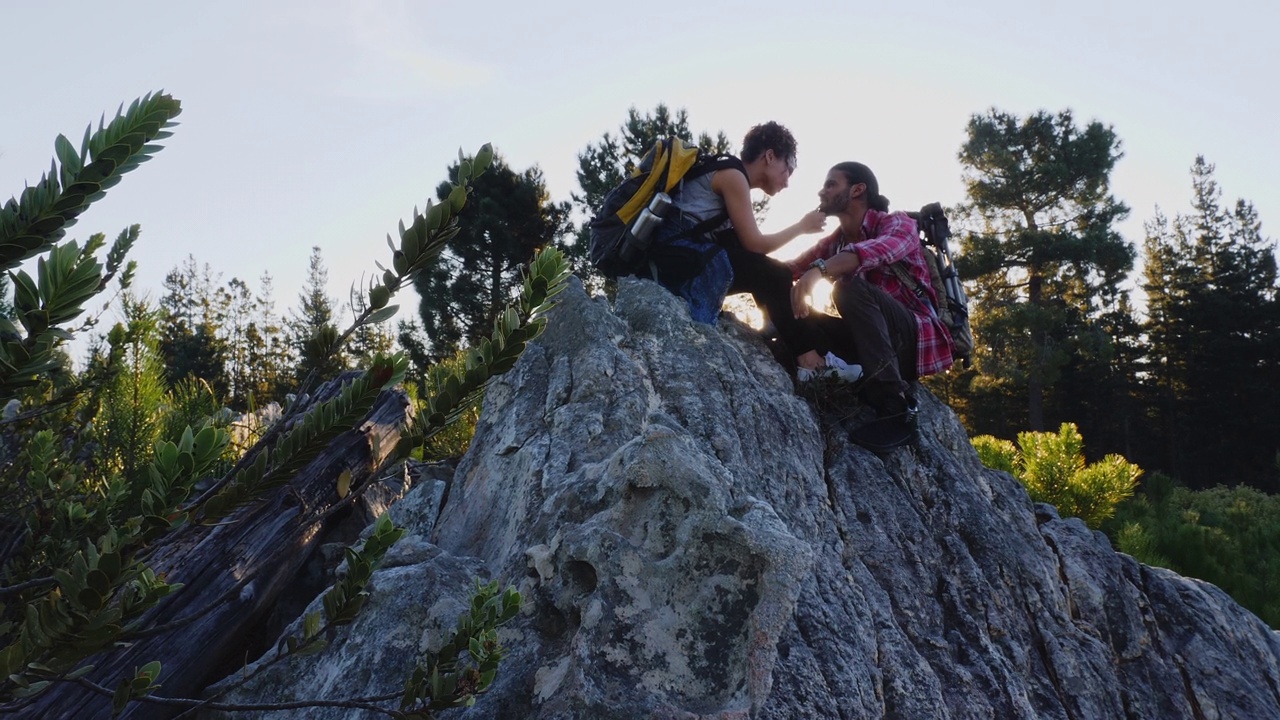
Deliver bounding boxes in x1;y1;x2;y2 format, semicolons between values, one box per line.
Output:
3;0;1276;356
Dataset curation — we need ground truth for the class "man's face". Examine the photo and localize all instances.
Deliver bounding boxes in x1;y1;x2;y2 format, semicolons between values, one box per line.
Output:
818;170;858;214
814;170;865;213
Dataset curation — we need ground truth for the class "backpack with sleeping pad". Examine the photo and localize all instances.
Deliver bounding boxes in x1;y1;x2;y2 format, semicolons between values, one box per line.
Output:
588;136;745;288
893;202;974;367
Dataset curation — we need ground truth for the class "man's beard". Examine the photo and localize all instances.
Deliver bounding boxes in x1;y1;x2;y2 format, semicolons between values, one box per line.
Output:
820;190;851;215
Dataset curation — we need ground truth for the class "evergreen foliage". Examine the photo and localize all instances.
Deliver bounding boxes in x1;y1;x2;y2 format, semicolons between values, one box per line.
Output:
1109;479;1280;627
1138;157;1280;490
0;95;565;717
219;275;292;410
972;423;1142;528
95;294;169;485
347;285;396;368
417;346;483;461
413;152;570;358
955;108;1133;432
157;255;230;399
289;246;350;386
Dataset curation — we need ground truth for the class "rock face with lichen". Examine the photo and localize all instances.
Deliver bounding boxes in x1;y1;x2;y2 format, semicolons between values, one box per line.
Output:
212;277;1280;719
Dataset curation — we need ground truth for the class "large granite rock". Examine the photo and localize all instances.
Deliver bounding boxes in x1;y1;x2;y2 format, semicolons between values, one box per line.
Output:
211;277;1280;719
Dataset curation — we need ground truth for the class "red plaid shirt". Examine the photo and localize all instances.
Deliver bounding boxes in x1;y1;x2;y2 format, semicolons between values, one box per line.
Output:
787;209;954;376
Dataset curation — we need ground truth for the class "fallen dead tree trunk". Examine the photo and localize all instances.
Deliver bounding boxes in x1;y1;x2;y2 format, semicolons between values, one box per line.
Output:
26;377;413;720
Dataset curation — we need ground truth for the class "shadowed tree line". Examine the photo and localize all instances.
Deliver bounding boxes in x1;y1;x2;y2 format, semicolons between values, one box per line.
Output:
934;110;1277;493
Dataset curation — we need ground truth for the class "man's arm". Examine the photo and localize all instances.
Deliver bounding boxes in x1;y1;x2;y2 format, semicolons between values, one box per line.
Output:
841;212;918;272
791;249;862;318
786;232;841;279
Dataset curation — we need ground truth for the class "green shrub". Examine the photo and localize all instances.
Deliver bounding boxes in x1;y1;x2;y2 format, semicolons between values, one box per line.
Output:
417;347;483;461
1107;480;1280;627
971;435;1018;475
972;422;1142;528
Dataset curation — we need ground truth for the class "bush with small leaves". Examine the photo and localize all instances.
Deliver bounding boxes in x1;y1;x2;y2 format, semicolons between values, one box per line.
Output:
1107;478;1280;627
972;422;1142;528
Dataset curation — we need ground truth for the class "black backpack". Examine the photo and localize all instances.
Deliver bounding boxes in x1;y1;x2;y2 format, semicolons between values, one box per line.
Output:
588;136;743;279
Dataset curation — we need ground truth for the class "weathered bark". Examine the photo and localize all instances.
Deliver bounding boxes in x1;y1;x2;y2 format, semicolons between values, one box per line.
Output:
23;377;412;720
1027;269;1045;431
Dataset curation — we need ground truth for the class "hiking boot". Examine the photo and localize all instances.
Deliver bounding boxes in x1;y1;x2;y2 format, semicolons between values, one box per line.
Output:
874;393;917;428
850;416;916;453
850;385;918;453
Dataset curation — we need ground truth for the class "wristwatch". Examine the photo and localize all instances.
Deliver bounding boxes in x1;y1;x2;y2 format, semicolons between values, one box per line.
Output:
809;258;829;277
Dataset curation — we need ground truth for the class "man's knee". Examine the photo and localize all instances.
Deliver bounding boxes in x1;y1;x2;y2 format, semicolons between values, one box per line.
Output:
833;275;877;316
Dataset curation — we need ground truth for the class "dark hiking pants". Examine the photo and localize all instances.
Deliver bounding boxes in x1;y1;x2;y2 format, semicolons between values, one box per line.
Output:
723;245;826;360
806;275;918;415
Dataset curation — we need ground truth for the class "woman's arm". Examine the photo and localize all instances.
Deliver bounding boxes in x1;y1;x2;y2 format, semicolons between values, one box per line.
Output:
713;169;825;254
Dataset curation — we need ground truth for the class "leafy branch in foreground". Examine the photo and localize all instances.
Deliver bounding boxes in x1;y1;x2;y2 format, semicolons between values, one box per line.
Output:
2;93;566;718
60;580;522;719
409;245;570;449
0;92;180;271
400;579;521;717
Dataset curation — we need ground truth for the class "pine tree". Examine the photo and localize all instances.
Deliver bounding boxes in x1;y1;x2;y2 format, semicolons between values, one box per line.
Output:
96;294;169;485
413;153;570;357
347;284;395;368
1140;157;1279;489
287;246;348;388
244;272;291;406
158;255;230;400
222;277;255;410
956;108;1134;432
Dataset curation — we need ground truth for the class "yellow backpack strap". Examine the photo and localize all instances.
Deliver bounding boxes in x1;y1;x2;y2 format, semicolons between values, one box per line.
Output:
663;138;702;193
617;138;674;224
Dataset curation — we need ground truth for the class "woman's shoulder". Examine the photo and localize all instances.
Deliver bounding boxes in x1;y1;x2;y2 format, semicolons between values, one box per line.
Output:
707;159;749;194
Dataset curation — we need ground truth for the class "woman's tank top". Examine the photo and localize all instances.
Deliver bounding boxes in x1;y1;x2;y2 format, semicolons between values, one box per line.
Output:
673;171;734;233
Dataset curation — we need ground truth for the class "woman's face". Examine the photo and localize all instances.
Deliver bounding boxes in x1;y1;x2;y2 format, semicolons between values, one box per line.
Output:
761;149;796;196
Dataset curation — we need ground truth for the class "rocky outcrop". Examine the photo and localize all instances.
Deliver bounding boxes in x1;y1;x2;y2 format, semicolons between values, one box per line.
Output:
213;277;1280;719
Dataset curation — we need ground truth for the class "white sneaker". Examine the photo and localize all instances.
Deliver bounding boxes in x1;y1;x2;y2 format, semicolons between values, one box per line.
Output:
797;353;863;384
824;352;863;382
796;365;829;382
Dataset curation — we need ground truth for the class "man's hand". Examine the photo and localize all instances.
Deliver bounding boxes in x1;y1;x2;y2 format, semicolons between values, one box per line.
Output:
792;267;823;319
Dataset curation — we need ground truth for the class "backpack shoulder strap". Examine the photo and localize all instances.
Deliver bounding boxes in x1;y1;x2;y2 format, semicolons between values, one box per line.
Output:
889;259;939;318
686;154;745;181
888;260;922;294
